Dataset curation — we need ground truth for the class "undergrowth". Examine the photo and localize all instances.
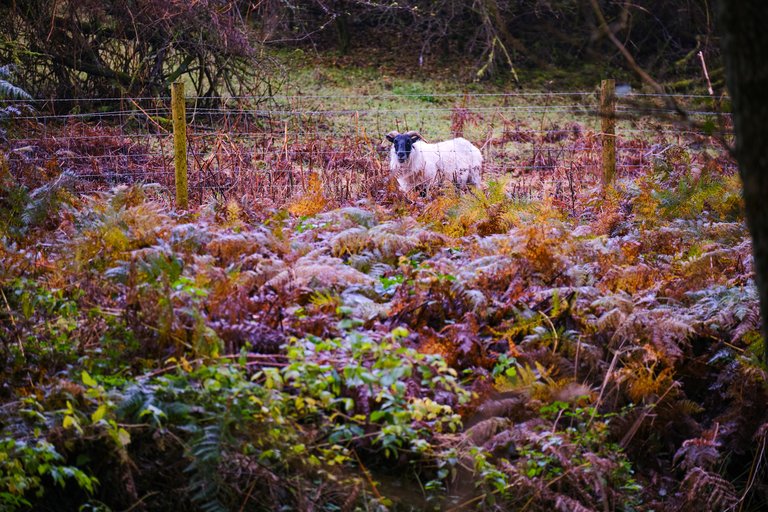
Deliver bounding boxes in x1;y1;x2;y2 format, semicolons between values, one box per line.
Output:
1;144;766;511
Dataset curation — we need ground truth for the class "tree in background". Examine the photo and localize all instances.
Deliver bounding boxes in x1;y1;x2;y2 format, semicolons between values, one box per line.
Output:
0;0;281;102
719;1;768;361
252;0;716;84
0;1;719;97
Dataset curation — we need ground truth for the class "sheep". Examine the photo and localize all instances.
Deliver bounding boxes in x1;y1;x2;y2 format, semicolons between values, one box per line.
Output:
385;130;482;194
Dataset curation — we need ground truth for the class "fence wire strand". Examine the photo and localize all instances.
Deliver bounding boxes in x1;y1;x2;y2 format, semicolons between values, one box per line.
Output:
4;92;735;206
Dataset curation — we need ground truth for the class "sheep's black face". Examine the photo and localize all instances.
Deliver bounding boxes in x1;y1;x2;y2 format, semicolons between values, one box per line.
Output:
390;134;415;163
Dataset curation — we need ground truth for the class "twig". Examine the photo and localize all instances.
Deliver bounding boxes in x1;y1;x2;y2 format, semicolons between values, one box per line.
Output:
588;0;687;120
697;51;715;96
239;478;258;512
119;491;159;512
1;288;24;357
142;352;290;378
46;0;59;42
352;449;384;500
574;334;582;380
738;426;766;512
619;382;677;449
588;348;622;428
447;462;593;512
128;97;168;133
538;311;559;354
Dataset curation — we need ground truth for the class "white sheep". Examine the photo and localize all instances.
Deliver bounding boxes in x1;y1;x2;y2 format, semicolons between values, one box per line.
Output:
385;130;482;194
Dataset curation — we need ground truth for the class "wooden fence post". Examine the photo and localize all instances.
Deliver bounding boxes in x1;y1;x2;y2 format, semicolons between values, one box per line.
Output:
171;81;188;209
600;79;617;188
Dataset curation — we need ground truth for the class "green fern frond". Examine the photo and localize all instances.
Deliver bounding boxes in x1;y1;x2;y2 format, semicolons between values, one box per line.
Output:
309;289;341;309
186;423;227;512
71;186;171;268
495;361;554;397
674;399;705;416
651;165;744;222
115;385;152;421
21;171;75;231
0;65;32;100
0;80;32;100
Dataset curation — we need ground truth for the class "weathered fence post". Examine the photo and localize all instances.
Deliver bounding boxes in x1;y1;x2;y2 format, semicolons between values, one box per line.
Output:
171;81;188;209
600;79;617;188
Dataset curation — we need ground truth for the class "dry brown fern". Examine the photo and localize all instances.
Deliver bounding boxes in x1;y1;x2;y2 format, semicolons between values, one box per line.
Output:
464;416;511;446
554;494;598;512
330;226;370;257
681;241;752;289
609;310;694;365
730;305;760;345
674;434;721;472
267;255;375;290
472;394;532;423
205;230;276;265
618;358;676;404
680;467;738;512
209;319;285;354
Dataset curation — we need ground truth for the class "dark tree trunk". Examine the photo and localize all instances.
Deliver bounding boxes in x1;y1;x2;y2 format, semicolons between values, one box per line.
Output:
719;1;768;361
335;14;351;55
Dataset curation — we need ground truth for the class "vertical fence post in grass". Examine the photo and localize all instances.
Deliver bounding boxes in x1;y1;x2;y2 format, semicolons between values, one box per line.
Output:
171;81;188;209
600;79;617;189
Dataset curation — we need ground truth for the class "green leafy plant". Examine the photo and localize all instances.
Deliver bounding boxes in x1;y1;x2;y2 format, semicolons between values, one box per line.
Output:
2;277;81;370
0;438;97;510
283;325;467;458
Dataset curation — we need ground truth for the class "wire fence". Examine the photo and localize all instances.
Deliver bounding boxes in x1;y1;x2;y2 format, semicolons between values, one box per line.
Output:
3;91;735;209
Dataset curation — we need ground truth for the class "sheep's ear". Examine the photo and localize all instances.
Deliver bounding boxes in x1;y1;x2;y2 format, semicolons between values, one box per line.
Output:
405;131;423;142
386;131;399;143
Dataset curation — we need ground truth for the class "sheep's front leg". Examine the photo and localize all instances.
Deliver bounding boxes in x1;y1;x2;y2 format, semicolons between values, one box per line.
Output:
397;175;411;193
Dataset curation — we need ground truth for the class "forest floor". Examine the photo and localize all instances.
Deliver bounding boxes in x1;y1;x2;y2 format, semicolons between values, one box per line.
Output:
1;55;766;511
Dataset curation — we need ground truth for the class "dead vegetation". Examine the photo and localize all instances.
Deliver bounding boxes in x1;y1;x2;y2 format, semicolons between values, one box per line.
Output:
1;92;764;511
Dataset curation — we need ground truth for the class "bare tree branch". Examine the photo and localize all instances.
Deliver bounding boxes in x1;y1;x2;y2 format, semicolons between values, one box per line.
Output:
588;0;687;120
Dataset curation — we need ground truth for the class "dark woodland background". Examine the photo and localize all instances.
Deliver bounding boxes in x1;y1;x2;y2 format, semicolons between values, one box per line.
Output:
0;1;719;100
